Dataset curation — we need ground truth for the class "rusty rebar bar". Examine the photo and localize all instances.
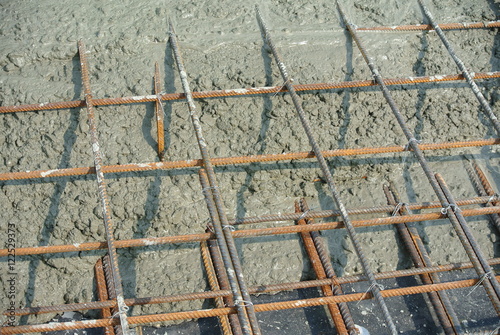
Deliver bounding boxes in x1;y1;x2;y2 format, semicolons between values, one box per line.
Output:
256;6;397;333
154;62;165;160
95;258;116;335
294;201;350;334
299;199;358;334
357;20;500;31
202;176;243;335
78;40;130;335
469;162;500;233
384;184;462;334
1;69;500;115
2;205;500;258
1;138;498;182
200;241;233;335
8;256;500;318
3;275;500;335
208;238;243;335
436;173;500;310
417;0;500;135
169;22;260;334
335;0;500;316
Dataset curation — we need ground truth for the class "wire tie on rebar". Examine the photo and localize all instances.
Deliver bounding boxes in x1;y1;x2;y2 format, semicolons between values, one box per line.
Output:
298;209;310;221
222;225;235;232
488;193;500;204
235;299;254;307
205;224;215;233
156;93;164;109
467;271;493;297
391;202;407;216
404;138;422;151
111;305;129;318
272;79;292;97
357;283;385;305
440;204;461;215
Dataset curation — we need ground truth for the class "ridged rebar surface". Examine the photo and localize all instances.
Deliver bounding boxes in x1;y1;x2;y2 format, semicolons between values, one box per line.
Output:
169;23;260;334
335;0;500;316
0;3;499;335
77;41;130;335
256;6;398;334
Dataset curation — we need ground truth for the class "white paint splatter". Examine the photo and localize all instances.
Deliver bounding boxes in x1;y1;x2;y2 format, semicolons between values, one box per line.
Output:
144;239;158;246
226;88;250;94
41;169;58;177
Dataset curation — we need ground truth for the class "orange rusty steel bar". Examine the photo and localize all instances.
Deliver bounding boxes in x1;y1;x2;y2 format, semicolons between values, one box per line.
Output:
200;241;234;335
357;20;500;31
294;200;350;334
1;71;500;114
384;184;461;334
8;256;500;318
1;138;499;181
2;275;499;335
470;162;500;233
78;40;130;335
154;62;165;160
94;258;116;335
1;205;500;257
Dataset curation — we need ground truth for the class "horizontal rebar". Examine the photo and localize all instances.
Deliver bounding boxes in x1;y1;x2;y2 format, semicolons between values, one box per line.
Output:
169;23;259;334
8;257;500;317
1;204;498;258
417;0;500;135
0;138;498;182
357;20;500;31
1;71;499;114
336;0;500;315
3;275;499;335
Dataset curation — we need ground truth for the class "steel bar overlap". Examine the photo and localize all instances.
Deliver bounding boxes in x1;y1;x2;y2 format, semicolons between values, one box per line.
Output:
294;200;350;334
417;0;500;135
1;138;499;182
299;199;357;334
384;184;462;334
8;257;500;318
77;40;130;335
1;71;500;114
335;0;500;316
2;205;500;258
435;174;500;310
169;22;260;334
94;258;116;335
256;6;398;333
200;241;233;335
0;4;498;334
3;275;500;335
468;162;500;233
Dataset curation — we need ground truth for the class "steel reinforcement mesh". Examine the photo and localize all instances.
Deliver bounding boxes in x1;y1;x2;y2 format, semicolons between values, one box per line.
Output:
1;1;500;335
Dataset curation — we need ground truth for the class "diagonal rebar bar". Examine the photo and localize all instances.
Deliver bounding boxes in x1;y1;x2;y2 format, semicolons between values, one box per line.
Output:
168;22;261;335
384;184;462;334
77;40;130;335
334;0;500;315
416;0;500;135
255;6;398;334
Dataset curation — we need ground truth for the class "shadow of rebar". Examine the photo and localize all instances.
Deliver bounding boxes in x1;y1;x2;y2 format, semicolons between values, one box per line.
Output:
20;54;82;325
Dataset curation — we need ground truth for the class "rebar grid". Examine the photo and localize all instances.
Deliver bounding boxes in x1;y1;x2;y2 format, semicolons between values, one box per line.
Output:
335;0;500;316
1;3;499;335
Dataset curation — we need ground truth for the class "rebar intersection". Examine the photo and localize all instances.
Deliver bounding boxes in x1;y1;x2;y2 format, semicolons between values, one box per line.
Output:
1;2;500;335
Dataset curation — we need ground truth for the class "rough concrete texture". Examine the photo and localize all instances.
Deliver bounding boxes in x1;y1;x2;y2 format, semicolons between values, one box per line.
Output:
0;0;499;333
